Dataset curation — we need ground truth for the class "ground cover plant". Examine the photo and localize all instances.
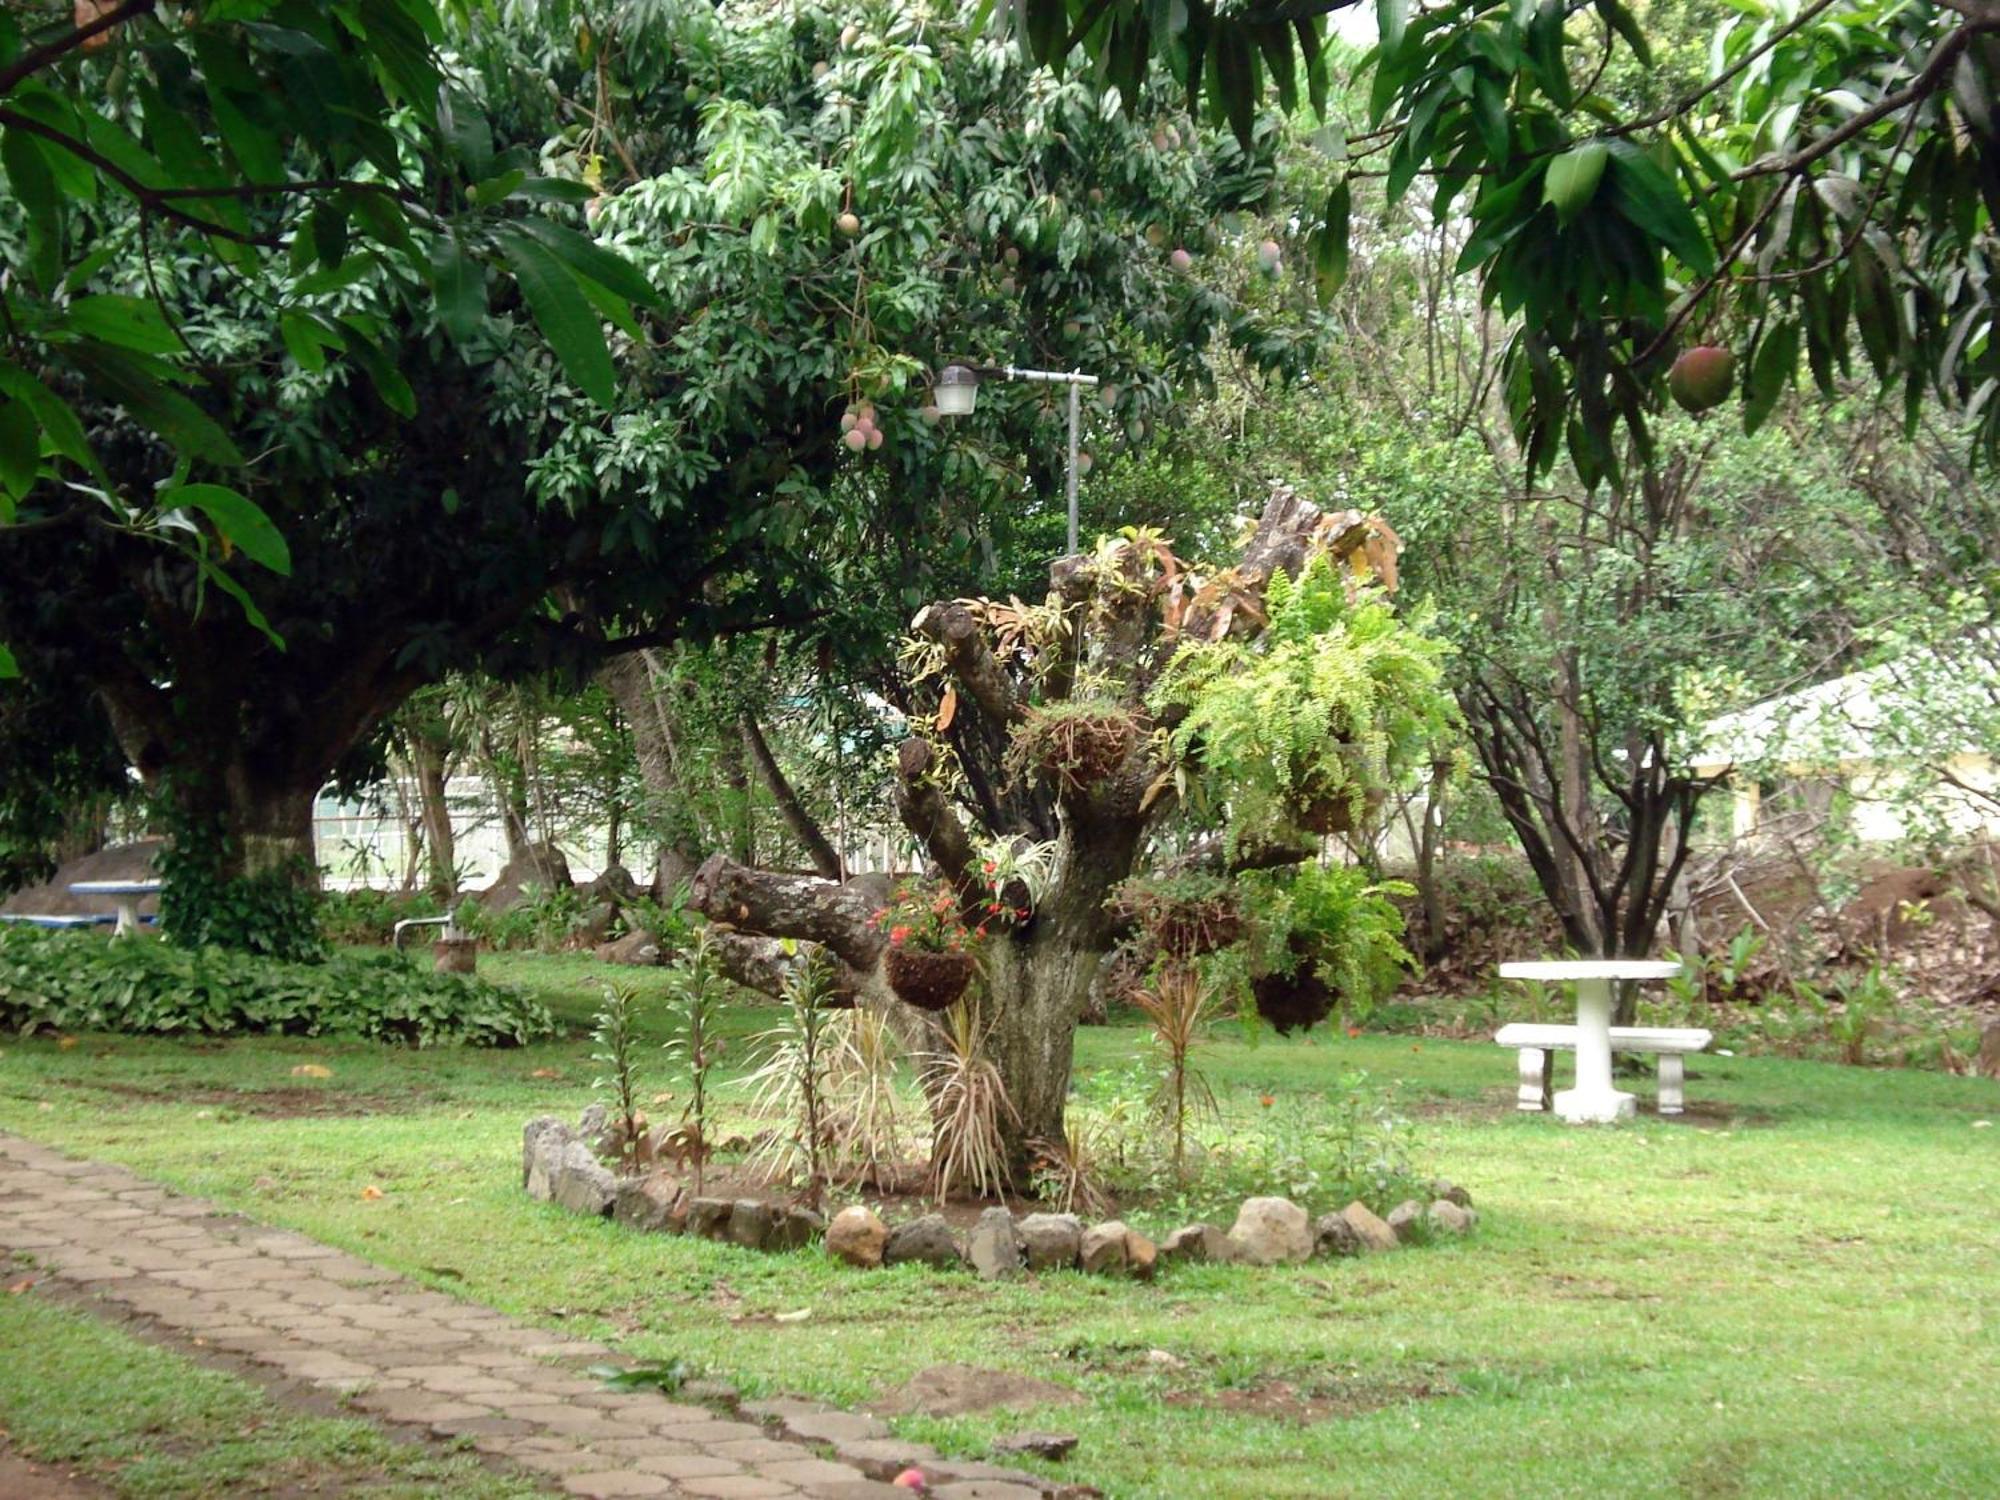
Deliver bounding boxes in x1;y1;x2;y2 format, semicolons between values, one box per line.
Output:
0;928;554;1048
1;951;1994;1499
0;1287;542;1499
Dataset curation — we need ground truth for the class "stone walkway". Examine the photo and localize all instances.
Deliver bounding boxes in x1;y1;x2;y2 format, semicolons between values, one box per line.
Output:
0;1132;1056;1500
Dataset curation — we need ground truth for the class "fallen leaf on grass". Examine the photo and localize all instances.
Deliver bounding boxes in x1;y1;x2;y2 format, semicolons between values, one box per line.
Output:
360;1185;384;1200
774;1308;812;1324
530;1068;562;1080
58;1035;78;1050
7;1278;35;1296
290;1064;333;1078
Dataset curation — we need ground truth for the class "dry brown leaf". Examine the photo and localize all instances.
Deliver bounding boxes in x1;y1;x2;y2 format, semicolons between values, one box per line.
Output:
57;1035;78;1051
530;1067;562;1079
290;1063;332;1078
7;1278;34;1296
1138;767;1176;814
361;1185;384;1200
936;683;958;732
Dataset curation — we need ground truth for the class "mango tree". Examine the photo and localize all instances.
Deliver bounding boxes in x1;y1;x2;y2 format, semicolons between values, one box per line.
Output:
692;488;1452;1167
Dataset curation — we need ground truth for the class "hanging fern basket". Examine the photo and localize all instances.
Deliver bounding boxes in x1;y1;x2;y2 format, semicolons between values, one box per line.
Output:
884;946;975;1012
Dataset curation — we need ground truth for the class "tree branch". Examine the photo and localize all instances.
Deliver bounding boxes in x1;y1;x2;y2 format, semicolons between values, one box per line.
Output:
0;0;156;96
892;737;979;889
689;853;887;972
741;709;841;880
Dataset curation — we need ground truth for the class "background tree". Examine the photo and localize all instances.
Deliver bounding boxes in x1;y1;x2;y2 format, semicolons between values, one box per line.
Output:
1;0;1295;941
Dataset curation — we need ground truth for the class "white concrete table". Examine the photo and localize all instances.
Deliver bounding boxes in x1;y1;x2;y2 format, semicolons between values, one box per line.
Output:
1497;960;1683;1123
67;879;162;939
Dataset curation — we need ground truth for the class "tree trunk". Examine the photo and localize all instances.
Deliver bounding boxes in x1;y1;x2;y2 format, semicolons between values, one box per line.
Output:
409;734;457;901
980;932;1102;1166
598;652;708;895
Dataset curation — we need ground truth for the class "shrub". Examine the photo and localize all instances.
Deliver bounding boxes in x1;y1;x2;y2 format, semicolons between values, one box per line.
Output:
320;888;438;946
0;928;554;1047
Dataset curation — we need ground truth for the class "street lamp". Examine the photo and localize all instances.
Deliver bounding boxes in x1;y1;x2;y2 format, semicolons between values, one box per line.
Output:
928;362;1100;554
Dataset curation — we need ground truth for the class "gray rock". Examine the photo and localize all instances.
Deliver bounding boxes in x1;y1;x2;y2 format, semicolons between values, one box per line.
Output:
991;1431;1078;1461
1431;1177;1473;1209
548;1140;617;1216
884;1213;962;1268
1160;1222;1234;1264
1385;1199;1425;1240
1227;1196;1313;1265
967;1208;1024;1280
1015;1213;1082;1271
576;1102;609;1140
1340;1200;1398;1252
769;1205;825;1251
522;1115;569;1196
1078;1220;1128;1275
595;927;664;966
729;1198;775;1249
1313;1211;1360;1257
826;1205;889;1267
612;1171;685;1232
1427;1199;1476;1234
687;1196;735;1240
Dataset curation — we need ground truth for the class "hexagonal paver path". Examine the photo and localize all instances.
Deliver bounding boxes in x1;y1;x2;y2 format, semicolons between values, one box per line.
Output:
0;1132;1051;1500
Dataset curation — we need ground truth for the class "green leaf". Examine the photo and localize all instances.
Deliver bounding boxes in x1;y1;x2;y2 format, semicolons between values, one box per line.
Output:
2;128;61;290
514;176;597;204
0;366;97;475
1378;0;1409;58
67;343;245;466
197;558;284;648
0;642;16;678
167;483;292;575
61;295;183;356
495;227;618;408
0;398;37;498
429;234;487;344
469;167;527;206
514;218;663;310
1743;321;1798;435
207;86;286;182
1543;141;1607;225
334;320;417;418
278;312;336;372
1313;177;1351;304
1595;0;1652;69
1606;143;1714;275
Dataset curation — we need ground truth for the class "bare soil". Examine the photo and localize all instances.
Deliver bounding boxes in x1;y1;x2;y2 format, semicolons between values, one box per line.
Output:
0;1439;107;1500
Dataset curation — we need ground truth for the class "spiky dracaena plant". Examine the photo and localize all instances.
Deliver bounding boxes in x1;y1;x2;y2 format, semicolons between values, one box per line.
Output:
1131;960;1218;1182
823;1004;908;1188
590;981;646;1171
663;926;728;1197
919;995;1019;1203
744;948;838;1206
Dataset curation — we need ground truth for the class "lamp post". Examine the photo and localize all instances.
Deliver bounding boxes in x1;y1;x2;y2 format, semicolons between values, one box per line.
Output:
929;362;1100;555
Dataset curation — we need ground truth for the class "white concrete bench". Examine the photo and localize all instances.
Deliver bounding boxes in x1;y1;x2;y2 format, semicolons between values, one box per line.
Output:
0;912;118;929
1495;1023;1713;1115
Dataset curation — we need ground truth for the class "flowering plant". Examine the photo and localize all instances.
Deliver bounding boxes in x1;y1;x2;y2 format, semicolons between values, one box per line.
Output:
872;880;980;953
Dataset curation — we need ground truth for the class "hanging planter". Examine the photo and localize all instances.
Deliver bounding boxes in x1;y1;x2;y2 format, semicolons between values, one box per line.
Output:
884;946;976;1012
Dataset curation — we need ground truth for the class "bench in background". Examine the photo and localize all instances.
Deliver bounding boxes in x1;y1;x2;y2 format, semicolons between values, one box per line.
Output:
1496;1023;1713;1115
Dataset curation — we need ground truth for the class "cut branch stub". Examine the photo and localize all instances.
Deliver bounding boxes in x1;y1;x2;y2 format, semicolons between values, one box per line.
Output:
689;853;886;973
917;601;1025;727
892;737;979;895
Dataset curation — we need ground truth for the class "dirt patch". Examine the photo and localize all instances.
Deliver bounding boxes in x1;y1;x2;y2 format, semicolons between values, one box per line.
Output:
1165;1375;1446;1423
0;1438;109;1500
867;1364;1083;1418
58;1079;427;1119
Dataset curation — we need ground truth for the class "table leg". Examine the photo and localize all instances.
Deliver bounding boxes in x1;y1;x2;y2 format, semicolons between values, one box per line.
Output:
112;898;139;939
1553;977;1634;1123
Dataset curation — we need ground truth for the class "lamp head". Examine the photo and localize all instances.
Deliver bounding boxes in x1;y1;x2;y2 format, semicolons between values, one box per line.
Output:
932;363;980;417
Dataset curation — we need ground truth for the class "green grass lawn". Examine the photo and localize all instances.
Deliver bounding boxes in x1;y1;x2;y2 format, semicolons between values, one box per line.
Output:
2;950;1997;1498
0;1292;542;1498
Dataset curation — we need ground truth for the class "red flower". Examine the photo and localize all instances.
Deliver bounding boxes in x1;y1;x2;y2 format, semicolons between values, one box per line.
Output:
890;925;911;945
